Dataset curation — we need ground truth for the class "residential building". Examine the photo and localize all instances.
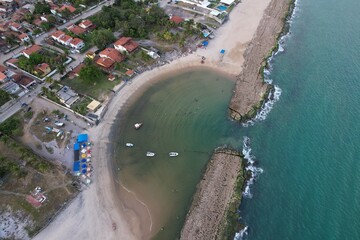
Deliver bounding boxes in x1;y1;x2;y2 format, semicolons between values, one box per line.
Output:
169;15;184;24
114;37;139;54
0;81;20;94
51;30;65;41
58;34;72;45
96;57;115;69
99;48;125;62
0;72;7;82
78;19;93;29
22;44;41;58
56;86;79;107
18;32;29;42
35;63;51;75
59;5;76;13
67;24;85;35
8;21;21;32
12;74;36;89
70;37;84;49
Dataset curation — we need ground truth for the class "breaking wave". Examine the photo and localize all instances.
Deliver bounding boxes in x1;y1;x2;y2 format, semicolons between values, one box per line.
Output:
242;0;301;128
234;1;301;239
242;136;263;199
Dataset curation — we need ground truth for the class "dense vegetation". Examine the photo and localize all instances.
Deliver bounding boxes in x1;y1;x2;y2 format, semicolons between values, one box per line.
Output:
90;0;169;38
88;29;116;49
79;63;103;84
0;89;11;106
18;52;66;76
0;115;22;136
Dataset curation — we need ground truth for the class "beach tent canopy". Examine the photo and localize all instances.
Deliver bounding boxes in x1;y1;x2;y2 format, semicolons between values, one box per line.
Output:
74;143;80;151
220;49;225;54
220;0;234;5
73;161;80;172
77;134;88;143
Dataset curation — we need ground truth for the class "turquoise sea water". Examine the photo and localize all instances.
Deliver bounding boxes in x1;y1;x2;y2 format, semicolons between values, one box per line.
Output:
241;0;360;238
114;0;360;238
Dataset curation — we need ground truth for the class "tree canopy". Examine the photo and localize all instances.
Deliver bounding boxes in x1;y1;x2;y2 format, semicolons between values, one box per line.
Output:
89;29;116;49
79;64;102;84
34;3;51;15
0;90;11;107
90;3;169;38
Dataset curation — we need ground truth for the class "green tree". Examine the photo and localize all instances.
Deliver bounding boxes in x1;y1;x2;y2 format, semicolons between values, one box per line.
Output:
79;65;102;84
34;2;51;14
0;89;11;106
89;29;115;49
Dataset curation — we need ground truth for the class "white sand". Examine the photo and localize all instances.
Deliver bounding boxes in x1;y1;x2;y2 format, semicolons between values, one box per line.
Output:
34;0;272;239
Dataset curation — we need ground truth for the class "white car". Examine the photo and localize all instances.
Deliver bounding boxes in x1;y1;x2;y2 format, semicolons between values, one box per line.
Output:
55;121;64;127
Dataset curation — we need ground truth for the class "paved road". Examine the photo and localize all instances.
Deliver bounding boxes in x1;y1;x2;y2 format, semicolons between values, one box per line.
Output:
0;0;113;123
0;0;114;65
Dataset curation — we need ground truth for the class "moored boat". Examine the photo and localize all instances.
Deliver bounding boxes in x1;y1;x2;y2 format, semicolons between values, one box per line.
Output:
146;152;155;157
134;123;143;129
169;152;179;157
125;143;134;147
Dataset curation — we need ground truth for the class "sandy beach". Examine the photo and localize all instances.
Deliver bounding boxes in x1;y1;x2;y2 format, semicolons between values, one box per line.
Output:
33;0;279;239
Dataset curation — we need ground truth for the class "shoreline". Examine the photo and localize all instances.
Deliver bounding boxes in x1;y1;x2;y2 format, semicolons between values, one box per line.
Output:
33;0;294;239
180;148;245;240
229;0;294;121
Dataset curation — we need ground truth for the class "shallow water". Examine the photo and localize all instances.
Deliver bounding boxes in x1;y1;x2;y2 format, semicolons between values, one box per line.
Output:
114;70;239;239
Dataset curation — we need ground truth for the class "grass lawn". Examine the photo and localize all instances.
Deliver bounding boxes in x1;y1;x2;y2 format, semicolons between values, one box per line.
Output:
62;73;120;101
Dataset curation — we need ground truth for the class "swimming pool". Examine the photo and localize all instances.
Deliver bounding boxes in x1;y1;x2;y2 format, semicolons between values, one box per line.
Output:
217;5;227;11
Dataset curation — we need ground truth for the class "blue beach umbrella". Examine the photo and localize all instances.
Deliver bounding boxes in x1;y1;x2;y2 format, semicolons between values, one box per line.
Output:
82;164;87;168
82;169;86;174
81;159;87;163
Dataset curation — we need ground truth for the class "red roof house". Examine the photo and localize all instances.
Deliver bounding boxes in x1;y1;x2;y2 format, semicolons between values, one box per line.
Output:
78;19;93;29
170;15;184;24
23;45;41;58
114;37;139;54
99;48;125;63
59;5;76;13
67;24;85;35
51;30;65;41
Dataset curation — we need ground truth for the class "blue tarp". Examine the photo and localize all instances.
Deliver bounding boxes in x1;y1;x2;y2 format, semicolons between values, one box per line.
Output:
220;49;225;54
202;41;209;47
73;161;80;172
77;134;88;143
74;143;80;151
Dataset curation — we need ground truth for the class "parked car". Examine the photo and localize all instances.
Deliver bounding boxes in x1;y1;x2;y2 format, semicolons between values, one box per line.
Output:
54;121;64;127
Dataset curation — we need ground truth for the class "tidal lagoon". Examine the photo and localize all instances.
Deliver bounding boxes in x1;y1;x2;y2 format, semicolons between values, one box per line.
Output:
112;0;360;239
114;70;240;239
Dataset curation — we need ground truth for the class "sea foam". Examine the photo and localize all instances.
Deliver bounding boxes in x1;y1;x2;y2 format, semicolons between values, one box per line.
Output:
234;1;301;239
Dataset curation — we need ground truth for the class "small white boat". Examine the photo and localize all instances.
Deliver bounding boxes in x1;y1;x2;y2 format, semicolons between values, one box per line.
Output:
169;152;179;157
125;143;134;147
134;123;143;129
146;152;155;157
